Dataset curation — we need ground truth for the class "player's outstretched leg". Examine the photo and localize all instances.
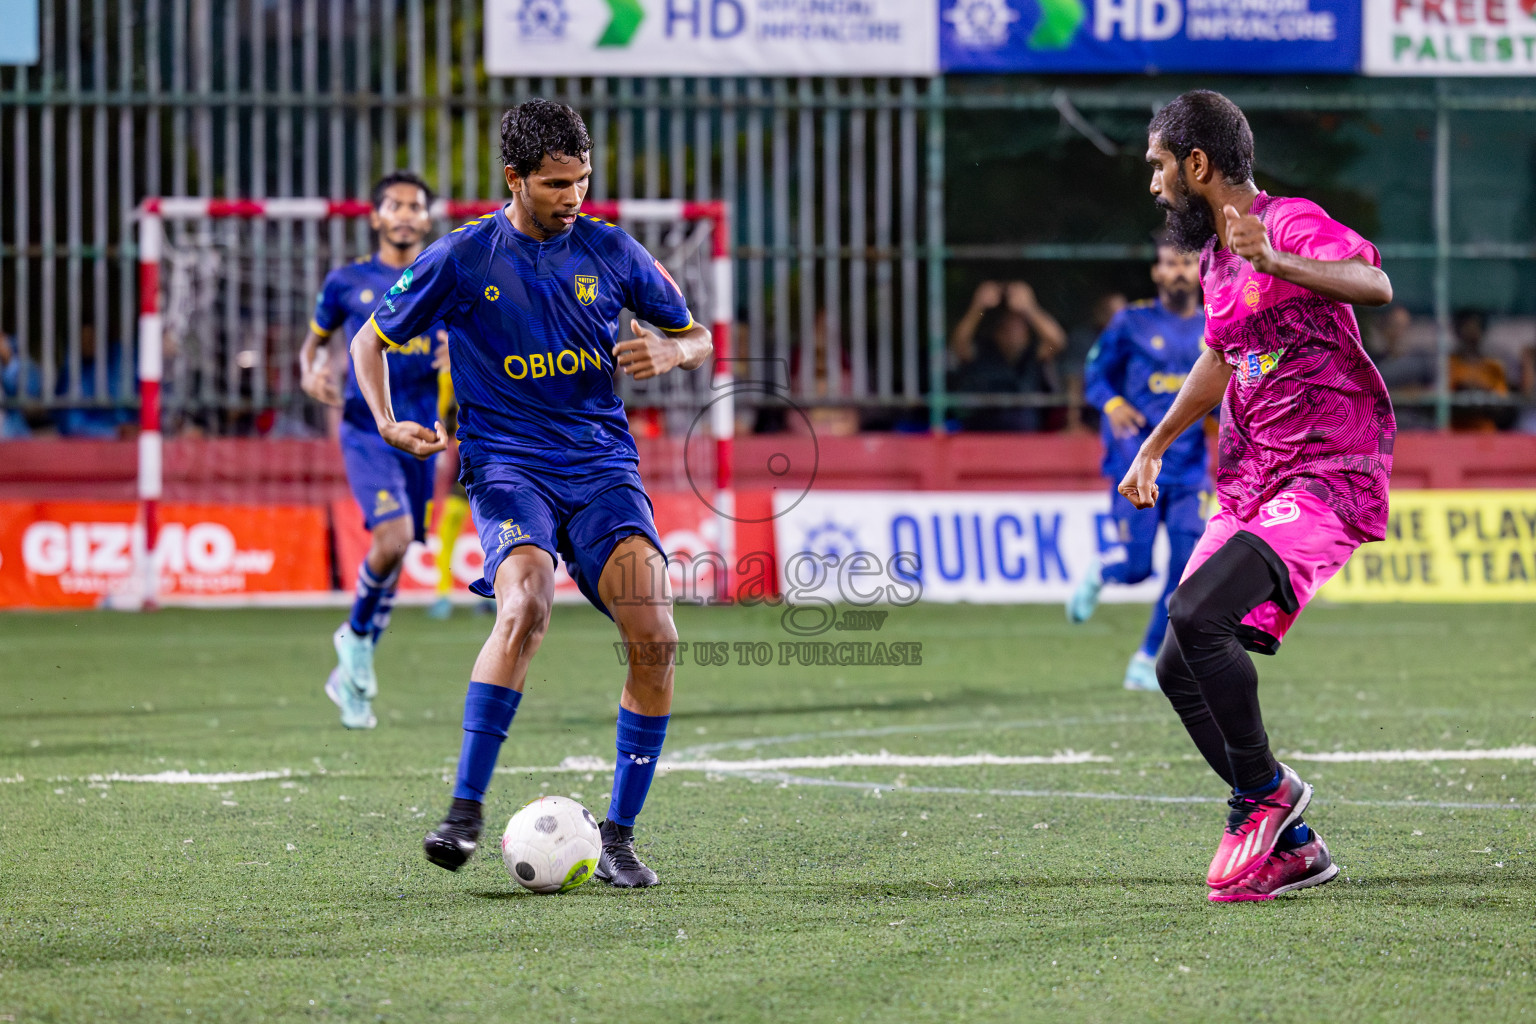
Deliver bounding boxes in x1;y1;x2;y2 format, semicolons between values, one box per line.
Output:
594;536;674;889
329;515;412;730
424;547;552;871
1166;540;1314;887
1208;823;1337;902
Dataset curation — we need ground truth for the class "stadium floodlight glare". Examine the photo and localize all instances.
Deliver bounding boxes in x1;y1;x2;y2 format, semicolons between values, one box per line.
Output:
134;197;735;610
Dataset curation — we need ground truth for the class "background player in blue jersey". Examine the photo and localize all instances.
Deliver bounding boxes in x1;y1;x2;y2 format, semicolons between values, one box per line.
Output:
1067;238;1211;691
349;100;713;888
299;172;447;730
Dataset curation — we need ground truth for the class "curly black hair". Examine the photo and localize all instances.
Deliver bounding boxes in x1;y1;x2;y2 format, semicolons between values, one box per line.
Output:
500;99;592;179
1148;90;1254;186
370;170;435;210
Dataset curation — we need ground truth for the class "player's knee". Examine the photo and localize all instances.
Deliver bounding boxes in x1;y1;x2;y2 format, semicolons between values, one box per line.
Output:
1166;583;1231;646
494;590;552;641
1155;643;1196;704
370;518;413;567
1120;547;1155;585
617;607;678;647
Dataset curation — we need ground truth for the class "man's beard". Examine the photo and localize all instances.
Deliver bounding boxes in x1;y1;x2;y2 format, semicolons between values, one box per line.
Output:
1158;170;1217;253
1162;282;1198;310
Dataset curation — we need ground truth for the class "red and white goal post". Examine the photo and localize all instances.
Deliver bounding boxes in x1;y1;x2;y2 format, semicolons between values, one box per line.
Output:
134;197;735;610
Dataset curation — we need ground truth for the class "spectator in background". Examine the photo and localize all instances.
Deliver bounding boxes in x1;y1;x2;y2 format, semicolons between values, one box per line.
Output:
1057;290;1127;432
1370;305;1436;429
948;280;1065;431
52;325;136;439
1448;309;1514;432
1;331;41;438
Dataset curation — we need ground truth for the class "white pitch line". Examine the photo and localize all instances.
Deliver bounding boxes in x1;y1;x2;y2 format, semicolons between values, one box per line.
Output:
749;771;1532;812
1288;746;1536;764
89;769;299;784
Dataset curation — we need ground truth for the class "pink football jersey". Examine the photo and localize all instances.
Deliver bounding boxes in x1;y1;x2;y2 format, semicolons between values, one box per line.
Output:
1199;193;1396;540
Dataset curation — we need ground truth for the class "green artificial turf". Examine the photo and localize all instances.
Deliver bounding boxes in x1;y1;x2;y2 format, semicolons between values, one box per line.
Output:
1;602;1533;1023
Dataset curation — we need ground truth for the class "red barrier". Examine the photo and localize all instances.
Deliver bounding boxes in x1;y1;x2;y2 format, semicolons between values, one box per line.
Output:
5;433;1536;502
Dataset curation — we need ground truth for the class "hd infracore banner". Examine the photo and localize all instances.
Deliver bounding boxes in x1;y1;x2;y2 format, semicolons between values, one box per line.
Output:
940;0;1361;72
485;0;940;76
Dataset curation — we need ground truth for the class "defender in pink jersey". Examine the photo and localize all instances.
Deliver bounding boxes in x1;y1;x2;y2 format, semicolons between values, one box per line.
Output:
1121;91;1395;899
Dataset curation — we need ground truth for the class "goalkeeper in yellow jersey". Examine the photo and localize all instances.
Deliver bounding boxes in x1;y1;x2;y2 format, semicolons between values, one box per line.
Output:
428;368;474;620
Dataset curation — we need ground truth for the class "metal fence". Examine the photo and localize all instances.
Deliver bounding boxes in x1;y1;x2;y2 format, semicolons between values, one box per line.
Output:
3;0;1535;436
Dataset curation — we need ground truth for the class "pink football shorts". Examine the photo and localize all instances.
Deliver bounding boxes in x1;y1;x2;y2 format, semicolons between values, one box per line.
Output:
1180;489;1368;654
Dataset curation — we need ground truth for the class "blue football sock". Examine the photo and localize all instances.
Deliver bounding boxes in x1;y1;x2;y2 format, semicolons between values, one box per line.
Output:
606;708;669;827
1281;819;1312;849
451;682;521;802
1234;767;1282;797
348;561;396;637
370;583;398;645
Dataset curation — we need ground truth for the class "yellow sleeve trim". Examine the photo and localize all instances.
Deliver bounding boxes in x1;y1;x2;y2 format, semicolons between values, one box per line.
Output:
1103;396;1128;414
309;319;334;338
659;316;697;336
369;315;400;348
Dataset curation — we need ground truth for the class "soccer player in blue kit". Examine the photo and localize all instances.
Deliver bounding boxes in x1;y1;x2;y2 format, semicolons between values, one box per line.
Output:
349;100;713;887
1067;238;1211;691
300;172;446;730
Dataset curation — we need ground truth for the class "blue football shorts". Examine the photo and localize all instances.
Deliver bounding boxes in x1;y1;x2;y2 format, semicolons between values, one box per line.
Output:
462;457;665;618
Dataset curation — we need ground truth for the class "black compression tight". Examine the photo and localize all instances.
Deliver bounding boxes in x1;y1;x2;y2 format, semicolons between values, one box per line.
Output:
1155;537;1283;792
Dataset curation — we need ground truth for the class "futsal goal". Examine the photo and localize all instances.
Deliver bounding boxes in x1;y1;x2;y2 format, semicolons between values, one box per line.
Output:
129;197;735;610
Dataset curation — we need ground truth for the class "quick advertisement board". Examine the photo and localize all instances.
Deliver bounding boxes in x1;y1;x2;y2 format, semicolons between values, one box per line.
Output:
484;0;940;76
1363;0;1536;75
1322;490;1536;602
772;491;1170;605
941;0;1361;73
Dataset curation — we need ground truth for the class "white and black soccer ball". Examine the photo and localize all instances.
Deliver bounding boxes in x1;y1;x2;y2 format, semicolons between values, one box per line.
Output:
500;796;602;894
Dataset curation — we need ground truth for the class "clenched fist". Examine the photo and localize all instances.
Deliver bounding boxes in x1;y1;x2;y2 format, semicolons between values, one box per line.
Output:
1223;204;1277;275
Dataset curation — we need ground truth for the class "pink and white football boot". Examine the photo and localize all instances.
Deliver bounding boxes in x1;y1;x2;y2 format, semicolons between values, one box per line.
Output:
1208;830;1339;902
1207;763;1312;888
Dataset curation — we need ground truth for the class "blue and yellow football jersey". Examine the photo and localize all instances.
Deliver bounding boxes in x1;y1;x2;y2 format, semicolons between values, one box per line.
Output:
368;209;694;471
1084;298;1209;487
311;255;442;433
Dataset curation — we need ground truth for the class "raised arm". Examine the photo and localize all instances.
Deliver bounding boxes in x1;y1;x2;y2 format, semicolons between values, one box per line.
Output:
349;321;446;459
1118;346;1231;509
1223;205;1393;307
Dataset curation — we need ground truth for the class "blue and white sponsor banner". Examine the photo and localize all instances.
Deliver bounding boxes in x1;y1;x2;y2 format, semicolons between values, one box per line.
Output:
772;491;1171;604
940;0;1361;73
1364;0;1536;75
485;0;939;77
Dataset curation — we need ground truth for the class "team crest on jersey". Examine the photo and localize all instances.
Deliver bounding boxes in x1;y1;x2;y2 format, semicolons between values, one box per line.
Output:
1243;280;1262;309
1150;334;1165;349
484;285;500;302
574;275;599;306
360;289;374;304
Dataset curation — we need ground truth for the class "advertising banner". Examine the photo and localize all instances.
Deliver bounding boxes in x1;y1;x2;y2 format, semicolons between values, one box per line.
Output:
772;491;1170;604
940;0;1361;73
485;0;939;76
1322;490;1536;602
0;502;329;608
1363;0;1536;75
